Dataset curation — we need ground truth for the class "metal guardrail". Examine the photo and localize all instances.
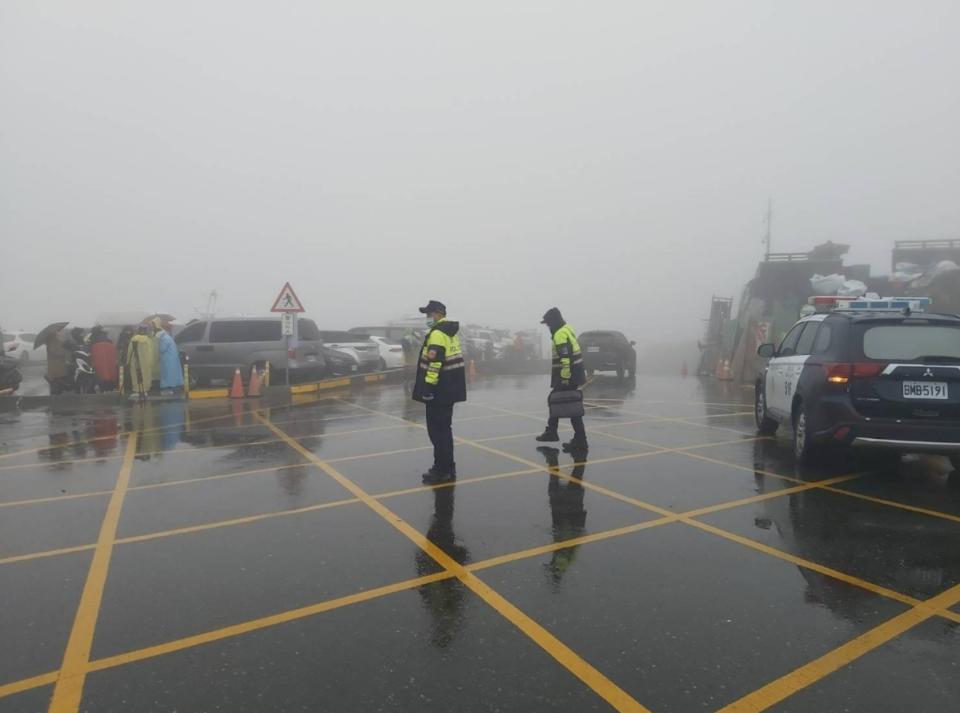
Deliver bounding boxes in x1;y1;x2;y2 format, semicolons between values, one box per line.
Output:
764;252;810;263
894;239;960;250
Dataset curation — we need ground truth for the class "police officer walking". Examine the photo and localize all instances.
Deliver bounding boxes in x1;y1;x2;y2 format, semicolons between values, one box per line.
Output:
412;300;467;484
536;307;588;452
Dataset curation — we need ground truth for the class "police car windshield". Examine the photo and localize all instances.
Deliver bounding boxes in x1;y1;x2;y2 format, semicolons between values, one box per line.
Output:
863;325;960;361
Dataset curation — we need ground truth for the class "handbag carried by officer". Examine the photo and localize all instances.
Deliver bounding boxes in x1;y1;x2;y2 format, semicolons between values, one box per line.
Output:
548;389;584;419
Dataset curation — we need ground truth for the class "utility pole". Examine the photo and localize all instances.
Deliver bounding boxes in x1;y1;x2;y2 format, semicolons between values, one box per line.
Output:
762;198;773;261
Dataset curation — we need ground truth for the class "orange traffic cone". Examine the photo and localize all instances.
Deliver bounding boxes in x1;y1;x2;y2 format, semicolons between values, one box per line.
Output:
468;359;477;382
247;366;262;397
229;368;244;398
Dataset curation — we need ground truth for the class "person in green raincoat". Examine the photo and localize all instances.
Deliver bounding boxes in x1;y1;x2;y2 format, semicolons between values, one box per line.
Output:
126;324;155;396
149;319;163;390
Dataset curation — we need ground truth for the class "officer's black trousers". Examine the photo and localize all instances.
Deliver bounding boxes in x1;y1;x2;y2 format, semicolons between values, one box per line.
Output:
425;402;455;472
547;415;586;438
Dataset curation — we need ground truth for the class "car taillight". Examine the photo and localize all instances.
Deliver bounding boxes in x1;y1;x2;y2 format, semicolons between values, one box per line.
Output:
822;362;885;384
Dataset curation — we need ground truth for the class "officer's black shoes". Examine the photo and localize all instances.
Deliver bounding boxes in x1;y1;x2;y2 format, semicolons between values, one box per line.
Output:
535;429;560;442
562;437;589;453
423;469;457;485
422;466;457;485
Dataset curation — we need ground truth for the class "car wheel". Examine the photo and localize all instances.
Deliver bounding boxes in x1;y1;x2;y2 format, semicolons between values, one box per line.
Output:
793;401;820;464
755;384;779;435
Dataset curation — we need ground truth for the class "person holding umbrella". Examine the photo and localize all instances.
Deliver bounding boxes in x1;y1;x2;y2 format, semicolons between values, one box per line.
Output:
34;322;69;395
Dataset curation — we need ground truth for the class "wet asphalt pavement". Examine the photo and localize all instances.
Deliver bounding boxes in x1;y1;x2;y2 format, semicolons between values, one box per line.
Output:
1;374;959;713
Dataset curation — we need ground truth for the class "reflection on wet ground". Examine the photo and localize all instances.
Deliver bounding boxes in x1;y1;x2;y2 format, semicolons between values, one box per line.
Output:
1;375;958;712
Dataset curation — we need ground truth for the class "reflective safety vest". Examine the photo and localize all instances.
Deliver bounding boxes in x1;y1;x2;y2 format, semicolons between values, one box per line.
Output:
551;324;585;388
412;319;467;404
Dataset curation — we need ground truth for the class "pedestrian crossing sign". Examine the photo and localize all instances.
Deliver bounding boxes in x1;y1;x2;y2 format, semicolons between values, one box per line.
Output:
270;282;305;313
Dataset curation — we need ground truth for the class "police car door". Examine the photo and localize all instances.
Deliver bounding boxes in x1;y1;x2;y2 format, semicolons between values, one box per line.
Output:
766;321;808;418
771;319;821;419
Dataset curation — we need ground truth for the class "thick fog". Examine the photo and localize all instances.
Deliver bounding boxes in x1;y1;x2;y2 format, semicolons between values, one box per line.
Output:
2;2;958;341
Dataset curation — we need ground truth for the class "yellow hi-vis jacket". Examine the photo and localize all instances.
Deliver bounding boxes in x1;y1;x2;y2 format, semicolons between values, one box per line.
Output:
551;324;585;388
412;319;467;404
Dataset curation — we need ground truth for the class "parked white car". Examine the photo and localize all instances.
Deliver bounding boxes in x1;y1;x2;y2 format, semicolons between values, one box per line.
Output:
369;335;404;369
2;331;45;363
317;331;381;372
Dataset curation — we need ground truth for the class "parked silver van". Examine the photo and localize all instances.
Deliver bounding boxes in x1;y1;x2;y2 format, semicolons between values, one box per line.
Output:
176;317;326;387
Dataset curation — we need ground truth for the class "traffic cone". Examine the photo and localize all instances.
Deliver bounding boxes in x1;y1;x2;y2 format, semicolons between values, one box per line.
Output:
247;366;262;397
468;359;477;382
229;368;244;398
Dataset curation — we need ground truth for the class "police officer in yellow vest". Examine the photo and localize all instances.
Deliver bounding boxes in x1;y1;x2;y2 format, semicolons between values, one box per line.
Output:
537;307;588;452
413;300;467;484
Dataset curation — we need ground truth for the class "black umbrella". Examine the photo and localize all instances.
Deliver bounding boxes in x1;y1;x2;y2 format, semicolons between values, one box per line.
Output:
33;322;69;350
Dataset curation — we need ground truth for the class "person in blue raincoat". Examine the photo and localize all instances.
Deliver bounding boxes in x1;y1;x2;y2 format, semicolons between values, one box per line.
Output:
154;320;184;395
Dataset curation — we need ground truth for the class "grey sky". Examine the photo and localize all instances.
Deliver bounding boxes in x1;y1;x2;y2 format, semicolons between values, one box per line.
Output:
2;1;958;340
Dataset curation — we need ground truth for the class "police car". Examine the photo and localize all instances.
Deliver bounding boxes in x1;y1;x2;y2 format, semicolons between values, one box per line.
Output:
755;297;960;466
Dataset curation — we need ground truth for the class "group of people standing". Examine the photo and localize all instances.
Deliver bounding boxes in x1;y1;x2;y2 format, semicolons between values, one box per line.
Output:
44;318;184;397
412;300;587;485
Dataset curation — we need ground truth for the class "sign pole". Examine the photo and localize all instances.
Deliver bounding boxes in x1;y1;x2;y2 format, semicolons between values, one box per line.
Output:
270;282;306;391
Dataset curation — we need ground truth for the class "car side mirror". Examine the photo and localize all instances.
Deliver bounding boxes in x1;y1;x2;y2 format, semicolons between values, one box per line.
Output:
757;343;776;359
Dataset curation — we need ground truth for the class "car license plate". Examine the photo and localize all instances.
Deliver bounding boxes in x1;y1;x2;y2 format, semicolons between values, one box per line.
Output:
902;381;948;399
587;346;600;353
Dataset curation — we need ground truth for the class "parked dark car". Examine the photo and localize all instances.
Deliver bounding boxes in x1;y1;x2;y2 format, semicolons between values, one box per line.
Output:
176;317;325;387
755;309;960;465
320;345;359;376
580;330;637;379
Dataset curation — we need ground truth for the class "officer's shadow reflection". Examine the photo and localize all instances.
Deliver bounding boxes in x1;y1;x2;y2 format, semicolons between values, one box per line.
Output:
537;446;588;586
414;486;470;648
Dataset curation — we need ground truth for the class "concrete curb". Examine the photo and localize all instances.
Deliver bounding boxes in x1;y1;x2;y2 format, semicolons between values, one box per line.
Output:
0;369;407;411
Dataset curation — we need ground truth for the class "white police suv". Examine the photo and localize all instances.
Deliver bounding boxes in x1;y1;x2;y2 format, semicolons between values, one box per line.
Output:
755;298;960;465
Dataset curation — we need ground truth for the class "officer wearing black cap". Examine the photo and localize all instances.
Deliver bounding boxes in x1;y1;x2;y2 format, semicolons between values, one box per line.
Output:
412;300;467;484
537;307;588;451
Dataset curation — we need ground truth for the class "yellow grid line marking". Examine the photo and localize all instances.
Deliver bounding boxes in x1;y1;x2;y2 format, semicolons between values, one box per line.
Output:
4;454;959;701
85;571;455;673
2;394;957;704
717;582;960;712
0;411;506;477
583;401;757;436
341;402;944;609
0;490;113;508
0;421;422;475
48;432;138;713
0;390;383;462
585;424;960;527
254;411;649;712
0;672;60;700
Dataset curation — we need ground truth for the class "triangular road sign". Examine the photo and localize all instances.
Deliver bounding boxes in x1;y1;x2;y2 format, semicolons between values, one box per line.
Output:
270;282;305;313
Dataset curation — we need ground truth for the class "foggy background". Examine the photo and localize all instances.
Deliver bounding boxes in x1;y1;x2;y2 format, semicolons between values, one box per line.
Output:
2;1;958;342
